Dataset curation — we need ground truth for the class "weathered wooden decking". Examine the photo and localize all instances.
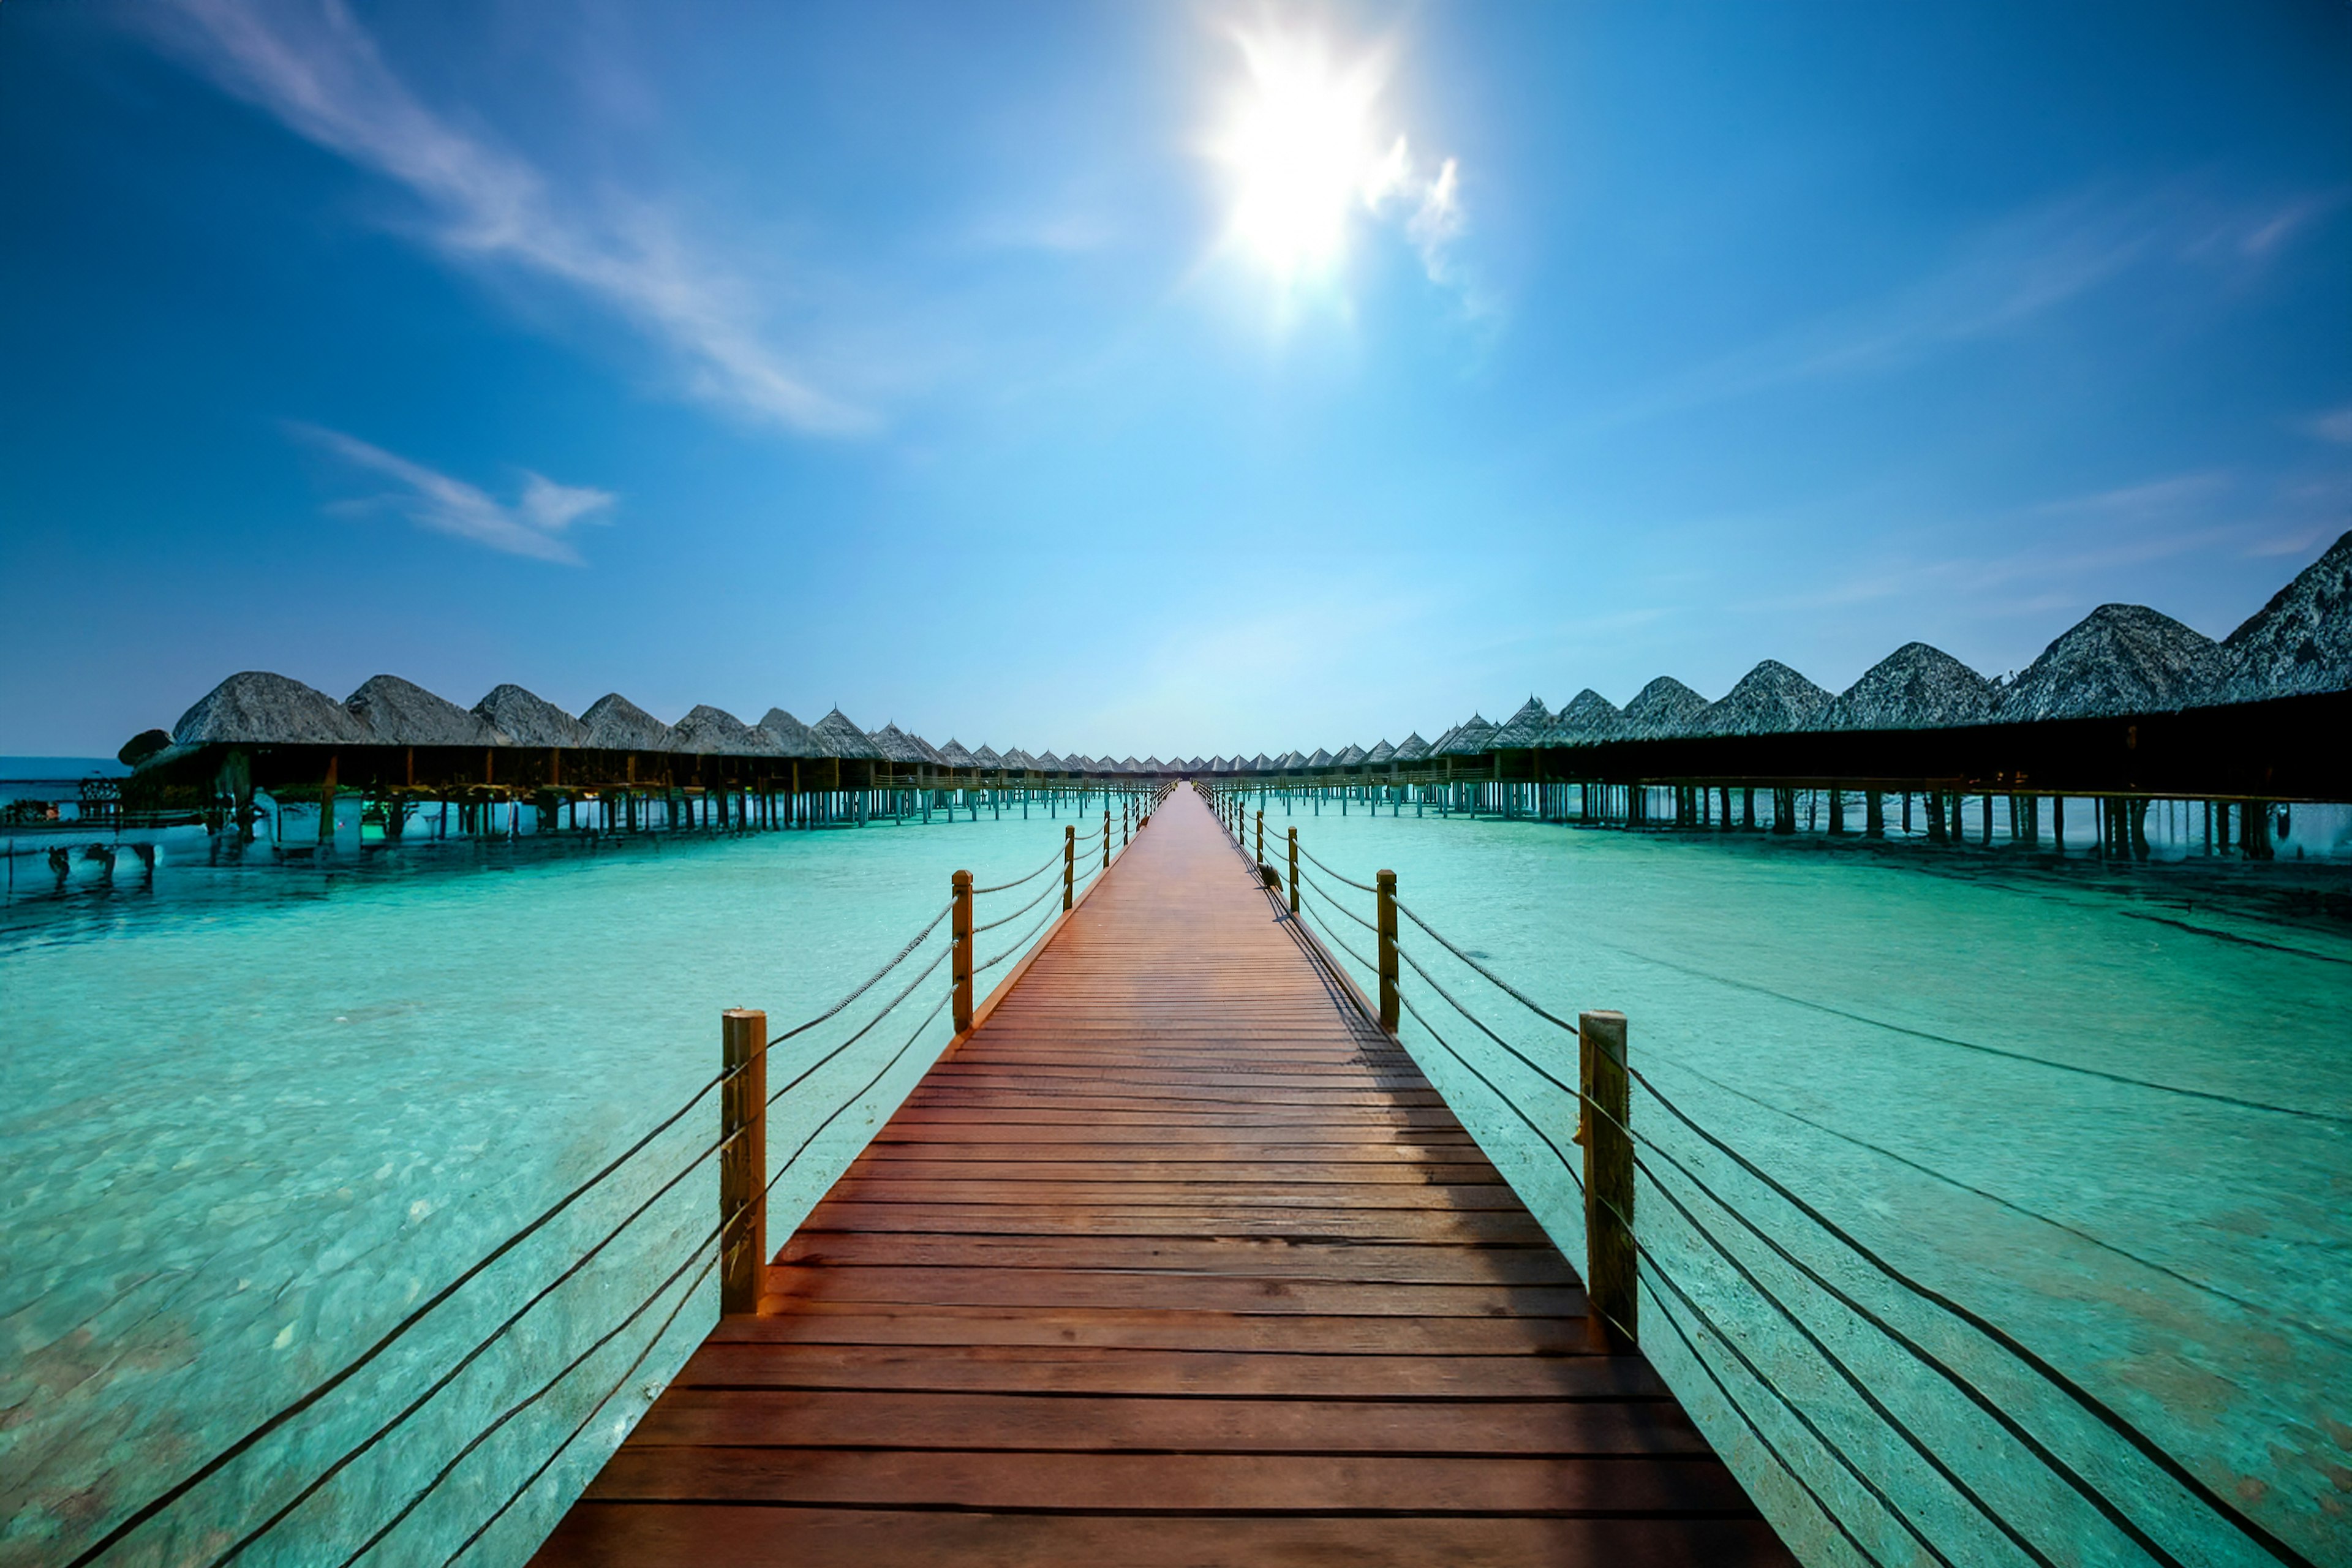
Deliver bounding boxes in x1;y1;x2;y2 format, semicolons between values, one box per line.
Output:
535;786;1790;1566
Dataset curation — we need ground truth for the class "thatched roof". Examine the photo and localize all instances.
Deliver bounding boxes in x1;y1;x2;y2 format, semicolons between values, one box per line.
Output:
2215;529;2352;704
1250;752;1273;770
1003;748;1038;770
869;723;934;764
1393;734;1431;761
476;684;589;748
937;739;977;767
811;708;882;760
345;674;506;746
1696;661;1831;736
173;670;372;746
1184;756;1207;772
1621;677;1710;739
1330;744;1366;766
1545;689;1622;744
1365;739;1396;764
1120;755;1142;772
1437;716;1496;757
758;708;829;758
1489;696;1551;748
1821;643;1994;730
582;693;676;751
1301;748;1329;767
674;704;782;755
1999;605;2230;723
973;745;1005;768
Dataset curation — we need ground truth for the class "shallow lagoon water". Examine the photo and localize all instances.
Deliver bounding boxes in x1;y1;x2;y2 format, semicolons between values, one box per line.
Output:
2;807;1105;1567
5;795;2347;1566
1245;797;2350;1567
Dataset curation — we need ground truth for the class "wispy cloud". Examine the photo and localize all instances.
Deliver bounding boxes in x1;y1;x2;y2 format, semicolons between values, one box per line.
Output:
293;423;614;563
141;0;868;434
1607;185;2337;427
2309;405;2352;445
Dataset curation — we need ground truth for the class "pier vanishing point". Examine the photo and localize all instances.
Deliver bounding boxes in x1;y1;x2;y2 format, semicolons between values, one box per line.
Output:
532;784;1791;1567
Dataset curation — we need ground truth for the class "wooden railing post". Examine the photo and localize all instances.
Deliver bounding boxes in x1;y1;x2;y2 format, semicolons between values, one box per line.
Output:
951;870;974;1033
1375;870;1400;1033
1287;827;1299;916
1063;824;1076;910
1254;809;1264;865
1102;809;1111;870
720;1008;768;1317
1578;1009;1634;1344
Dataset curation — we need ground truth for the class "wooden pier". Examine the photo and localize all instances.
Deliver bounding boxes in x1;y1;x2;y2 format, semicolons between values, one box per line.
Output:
532;786;1790;1566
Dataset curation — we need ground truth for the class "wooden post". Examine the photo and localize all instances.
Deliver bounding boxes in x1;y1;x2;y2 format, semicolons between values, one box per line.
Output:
317;753;339;846
1579;1009;1634;1344
1375;870;1400;1034
1254;809;1265;865
1102;809;1111;870
1063;825;1076;910
1864;790;1885;838
1287;827;1300;916
951;871;974;1033
719;1008;768;1317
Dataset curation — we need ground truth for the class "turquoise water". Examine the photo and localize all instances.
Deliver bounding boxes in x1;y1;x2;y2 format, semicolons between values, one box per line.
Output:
1;807;1118;1567
1233;796;2350;1567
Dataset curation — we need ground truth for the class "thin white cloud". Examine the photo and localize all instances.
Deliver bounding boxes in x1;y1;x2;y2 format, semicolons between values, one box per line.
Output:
1605;185;2336;428
141;0;868;435
292;423;614;564
2309;405;2352;445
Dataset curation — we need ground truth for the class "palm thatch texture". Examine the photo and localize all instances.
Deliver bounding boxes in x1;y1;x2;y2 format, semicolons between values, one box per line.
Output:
758;709;829;758
581;694;676;752
1332;744;1369;766
1999;606;2230;723
2216;528;2352;703
1696;662;1830;736
1545;690;1623;744
174;671;371;747
1119;756;1143;773
345;674;508;746
1620;677;1711;739
1392;734;1431;761
867;724;935;766
1820;643;1995;731
1365;740;1396;764
1436;716;1497;758
673;705;783;755
1250;753;1275;770
1005;750;1039;771
1488;696;1553;749
476;684;589;748
1303;748;1332;767
972;745;1005;769
810;708;883;760
937;739;978;767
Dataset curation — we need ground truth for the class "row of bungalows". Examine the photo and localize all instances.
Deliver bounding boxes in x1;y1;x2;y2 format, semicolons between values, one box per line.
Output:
123;673;1182;838
1185;533;2352;819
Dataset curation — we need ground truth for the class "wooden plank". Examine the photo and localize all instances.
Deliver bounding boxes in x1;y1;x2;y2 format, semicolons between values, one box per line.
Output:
533;786;1790;1567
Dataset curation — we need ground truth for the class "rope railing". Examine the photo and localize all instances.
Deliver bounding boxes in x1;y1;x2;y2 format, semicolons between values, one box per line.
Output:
1191;787;2318;1568
64;829;1100;1568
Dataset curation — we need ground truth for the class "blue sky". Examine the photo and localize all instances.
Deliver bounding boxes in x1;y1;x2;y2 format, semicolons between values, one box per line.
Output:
4;1;2347;758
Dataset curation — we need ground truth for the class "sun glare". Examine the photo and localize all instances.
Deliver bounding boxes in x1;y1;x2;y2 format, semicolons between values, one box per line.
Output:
1215;31;1395;281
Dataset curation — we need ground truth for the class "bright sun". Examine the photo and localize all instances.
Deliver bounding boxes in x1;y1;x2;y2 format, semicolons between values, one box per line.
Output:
1214;31;1397;281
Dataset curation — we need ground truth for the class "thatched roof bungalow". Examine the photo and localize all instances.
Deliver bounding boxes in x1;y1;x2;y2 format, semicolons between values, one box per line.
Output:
937;739;977;767
477;684;589;748
811;708;883;760
1393;734;1431;761
582;693;675;752
1545;689;1622;745
1621;677;1710;739
1999;605;2230;723
868;723;934;765
673;704;782;755
756;709;829;758
1437;716;1496;757
1489;697;1551;749
1365;740;1395;764
1820;643;1994;731
1695;661;1830;737
2215;529;2351;704
346;674;506;746
174;671;371;747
